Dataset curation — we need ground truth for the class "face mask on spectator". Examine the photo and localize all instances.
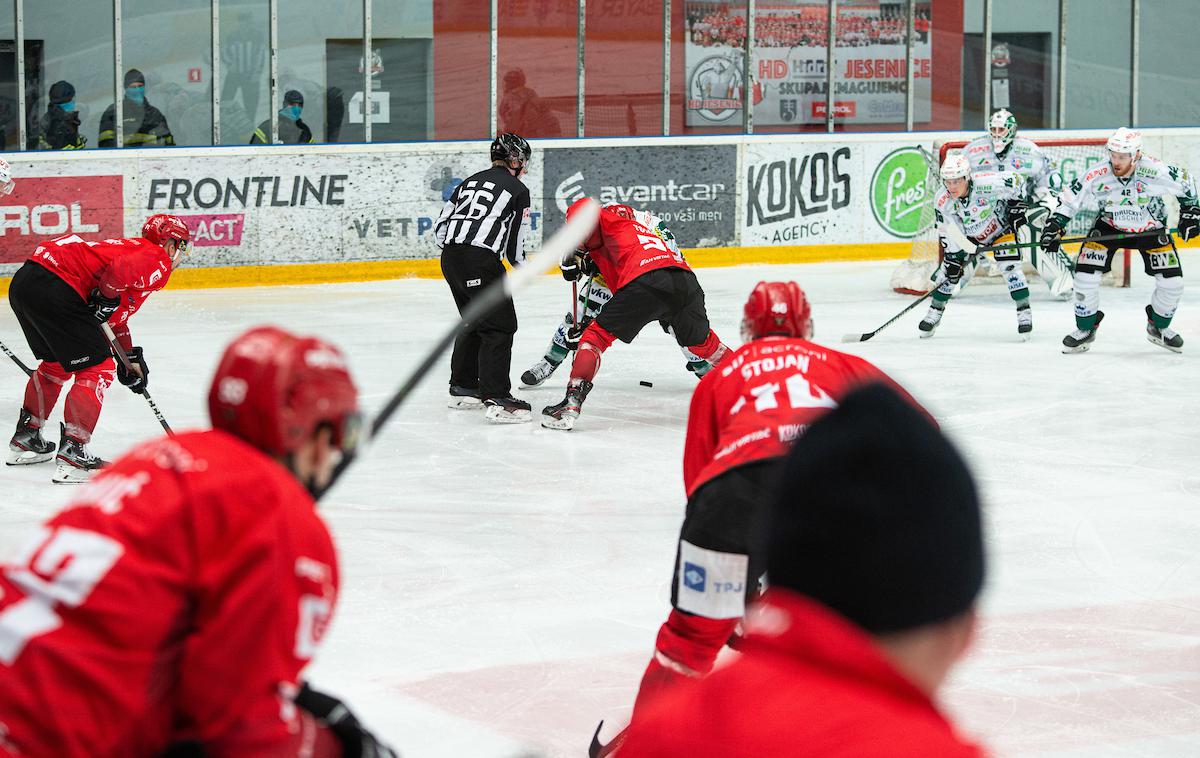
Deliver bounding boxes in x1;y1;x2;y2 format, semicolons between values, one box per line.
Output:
60;100;76;112
281;104;302;121
126;85;145;104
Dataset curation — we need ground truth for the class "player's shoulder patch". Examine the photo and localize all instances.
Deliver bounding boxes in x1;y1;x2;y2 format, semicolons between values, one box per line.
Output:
934;187;952;208
1083;164;1110;183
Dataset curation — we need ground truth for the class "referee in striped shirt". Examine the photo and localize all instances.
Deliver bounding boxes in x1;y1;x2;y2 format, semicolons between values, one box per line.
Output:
435;132;534;423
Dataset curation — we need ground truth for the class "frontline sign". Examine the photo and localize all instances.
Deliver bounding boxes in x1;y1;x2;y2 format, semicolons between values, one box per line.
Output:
0;176;123;263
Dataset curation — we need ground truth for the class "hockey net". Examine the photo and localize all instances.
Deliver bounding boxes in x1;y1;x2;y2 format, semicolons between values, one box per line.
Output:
890;138;1132;294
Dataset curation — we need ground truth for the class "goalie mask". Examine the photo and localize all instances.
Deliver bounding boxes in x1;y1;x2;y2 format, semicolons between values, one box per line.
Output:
988;109;1017;154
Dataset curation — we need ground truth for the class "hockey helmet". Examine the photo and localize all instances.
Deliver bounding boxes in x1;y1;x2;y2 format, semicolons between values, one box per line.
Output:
1106;127;1142;157
0;158;13;196
142;214;191;265
491;132;532;169
566;197;603;251
940;152;972;182
208;326;361;461
741;281;813;343
988;109;1017;153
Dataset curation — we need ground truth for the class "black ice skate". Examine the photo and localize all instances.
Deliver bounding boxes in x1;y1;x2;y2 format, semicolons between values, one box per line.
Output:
483;395;532;424
7;410;55;466
521;356;561;387
446;385;483;410
1017;303;1033;341
52;424;109;484
918;302;945;338
541;378;593;431
1145;305;1183;353
1061;310;1104;354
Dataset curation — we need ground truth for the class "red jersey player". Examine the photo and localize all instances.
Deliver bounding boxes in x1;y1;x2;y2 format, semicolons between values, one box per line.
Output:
592;281;929;755
6;214;190;482
0;325;396;758
542;198;730;430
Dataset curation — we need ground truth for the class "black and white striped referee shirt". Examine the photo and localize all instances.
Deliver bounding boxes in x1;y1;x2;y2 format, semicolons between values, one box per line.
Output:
435;166;531;265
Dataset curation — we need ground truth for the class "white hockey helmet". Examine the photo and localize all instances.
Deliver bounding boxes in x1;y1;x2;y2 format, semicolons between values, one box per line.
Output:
1106;127;1142;157
0;159;13;196
940;152;972;182
989;109;1017;153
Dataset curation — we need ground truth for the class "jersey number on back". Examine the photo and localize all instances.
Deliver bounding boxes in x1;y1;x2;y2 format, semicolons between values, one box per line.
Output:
453;186;496;221
729;373;837;415
0;526;123;664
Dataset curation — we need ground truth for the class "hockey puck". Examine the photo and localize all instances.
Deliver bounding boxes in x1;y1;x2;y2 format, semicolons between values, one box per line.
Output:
639;380;653;388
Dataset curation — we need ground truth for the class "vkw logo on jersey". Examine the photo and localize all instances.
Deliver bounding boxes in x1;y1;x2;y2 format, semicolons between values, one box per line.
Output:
870;147;934;238
687;54;743;124
682;562;707;592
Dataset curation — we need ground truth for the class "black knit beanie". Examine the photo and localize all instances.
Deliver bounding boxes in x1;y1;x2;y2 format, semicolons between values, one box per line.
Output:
124;68;145;88
49;80;75;105
766;383;985;634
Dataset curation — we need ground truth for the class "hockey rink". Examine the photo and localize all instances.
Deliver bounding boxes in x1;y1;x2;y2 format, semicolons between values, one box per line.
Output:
2;260;1198;757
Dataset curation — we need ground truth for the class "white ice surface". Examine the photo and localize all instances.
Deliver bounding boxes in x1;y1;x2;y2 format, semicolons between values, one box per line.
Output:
2;261;1199;757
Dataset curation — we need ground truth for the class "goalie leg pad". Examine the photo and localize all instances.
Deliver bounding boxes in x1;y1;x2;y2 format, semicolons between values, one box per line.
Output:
1072;271;1103;330
22;361;70;428
63;358;115;444
1149;273;1184;328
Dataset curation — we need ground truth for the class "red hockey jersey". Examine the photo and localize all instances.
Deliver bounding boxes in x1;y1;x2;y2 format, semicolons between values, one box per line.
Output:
587;204;690;291
29;234;173;349
683;337;927;497
0;430;339;758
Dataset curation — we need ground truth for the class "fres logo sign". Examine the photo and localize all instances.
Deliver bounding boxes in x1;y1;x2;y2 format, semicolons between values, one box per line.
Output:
0;176;123;263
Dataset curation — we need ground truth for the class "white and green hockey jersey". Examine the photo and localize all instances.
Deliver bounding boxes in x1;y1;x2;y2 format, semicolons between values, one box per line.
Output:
961;135;1057;197
1057;155;1198;233
935;170;1026;255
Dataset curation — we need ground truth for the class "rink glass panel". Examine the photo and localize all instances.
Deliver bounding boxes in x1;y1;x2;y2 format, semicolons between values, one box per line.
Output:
218;1;269;146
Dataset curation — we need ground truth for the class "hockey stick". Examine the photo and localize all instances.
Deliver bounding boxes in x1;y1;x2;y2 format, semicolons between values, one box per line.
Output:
0;337;34;376
319;198;602;499
843;253;978;343
99;322;174;436
977;227;1181;255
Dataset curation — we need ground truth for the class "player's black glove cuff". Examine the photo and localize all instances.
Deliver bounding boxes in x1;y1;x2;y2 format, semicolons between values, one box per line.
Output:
1178;204;1200;242
564;316;593;351
943;258;965;284
295;683;399;758
1006;199;1030;231
1039;214;1068;253
115;346;149;394
88;288;120;323
560;253;584;281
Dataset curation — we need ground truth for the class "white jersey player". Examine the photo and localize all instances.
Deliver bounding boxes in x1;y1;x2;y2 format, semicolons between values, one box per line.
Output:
1041;127;1199;353
520;205;705;386
919;154;1035;340
959;109;1072;297
0;158;16;195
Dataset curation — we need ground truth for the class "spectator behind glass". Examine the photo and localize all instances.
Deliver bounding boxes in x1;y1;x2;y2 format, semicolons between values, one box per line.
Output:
35;80;86;150
620;383;989;758
251;89;314;144
498;68;561;139
99;68;175;148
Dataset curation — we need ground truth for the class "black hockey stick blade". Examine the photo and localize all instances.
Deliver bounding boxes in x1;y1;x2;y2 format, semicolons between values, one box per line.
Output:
100;322;174;436
589;720;628;758
0;338;34;376
318;198;602;500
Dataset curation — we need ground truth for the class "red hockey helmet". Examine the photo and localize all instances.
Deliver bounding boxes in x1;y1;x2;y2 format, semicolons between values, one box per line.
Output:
741;281;813;342
141;214;191;264
566;197;603;251
208;326;361;459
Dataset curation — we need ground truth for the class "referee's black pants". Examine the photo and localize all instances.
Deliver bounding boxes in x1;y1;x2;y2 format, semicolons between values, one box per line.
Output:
440;243;517;400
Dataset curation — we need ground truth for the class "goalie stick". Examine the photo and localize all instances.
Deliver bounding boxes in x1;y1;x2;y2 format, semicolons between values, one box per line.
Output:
318;198;602;500
100;322;174;436
0;337;34;376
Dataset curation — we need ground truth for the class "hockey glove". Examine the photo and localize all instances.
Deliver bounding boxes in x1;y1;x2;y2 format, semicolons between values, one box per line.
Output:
560;252;585;281
115;346;149;394
294;683;399;758
88;288;120;323
943;257;965;285
1178;204;1200;242
1005;199;1031;232
564;315;593;351
1039;214;1068;253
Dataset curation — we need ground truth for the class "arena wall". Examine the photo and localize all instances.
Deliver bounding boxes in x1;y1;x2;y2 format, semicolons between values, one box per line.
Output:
1;127;1197;295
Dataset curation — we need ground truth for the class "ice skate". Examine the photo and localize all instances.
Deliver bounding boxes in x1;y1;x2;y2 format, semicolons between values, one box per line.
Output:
520;357;561;387
446;385;483;409
1145;306;1183;353
917;303;945;338
483;396;532;424
1017;305;1033;341
1062;311;1104;354
541;379;593;431
52;424;108;484
7;410;55;465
